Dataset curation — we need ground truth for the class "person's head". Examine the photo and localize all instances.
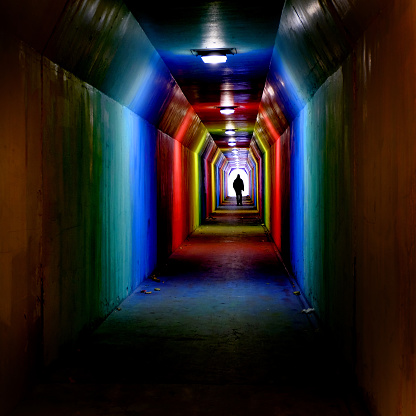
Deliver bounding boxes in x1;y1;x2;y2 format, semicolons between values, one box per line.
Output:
237;174;240;178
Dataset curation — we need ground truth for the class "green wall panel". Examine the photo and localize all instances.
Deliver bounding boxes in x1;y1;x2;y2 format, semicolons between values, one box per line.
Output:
42;59;158;363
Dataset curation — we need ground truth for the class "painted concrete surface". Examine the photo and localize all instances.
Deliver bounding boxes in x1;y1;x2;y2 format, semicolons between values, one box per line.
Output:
41;57;159;366
12;211;368;416
289;64;354;368
0;34;43;411
1;7;218;412
253;2;416;415
353;4;416;414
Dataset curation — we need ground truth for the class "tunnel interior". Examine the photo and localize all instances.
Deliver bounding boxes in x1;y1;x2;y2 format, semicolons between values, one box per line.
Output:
1;0;416;415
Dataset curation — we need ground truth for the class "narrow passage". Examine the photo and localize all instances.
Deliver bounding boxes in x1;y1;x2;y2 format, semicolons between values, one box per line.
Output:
13;209;368;416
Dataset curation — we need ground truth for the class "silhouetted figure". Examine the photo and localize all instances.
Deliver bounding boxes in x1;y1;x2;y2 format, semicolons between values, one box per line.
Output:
233;174;244;206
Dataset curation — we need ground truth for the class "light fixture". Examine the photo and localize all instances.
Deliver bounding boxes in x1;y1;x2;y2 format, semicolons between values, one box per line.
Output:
217;106;238;115
202;53;227;64
225;129;236;135
228;141;236;146
220;107;234;114
191;48;237;65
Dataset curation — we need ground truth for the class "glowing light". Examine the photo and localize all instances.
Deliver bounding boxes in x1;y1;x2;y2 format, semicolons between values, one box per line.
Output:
228;141;236;146
228;169;249;197
306;1;321;17
172;140;183;251
201;3;224;50
175;107;194;143
201;54;227;64
225;129;236;135
220;90;235;108
219;106;236;115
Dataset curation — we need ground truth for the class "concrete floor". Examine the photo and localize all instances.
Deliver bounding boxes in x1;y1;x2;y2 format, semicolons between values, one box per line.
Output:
12;206;370;416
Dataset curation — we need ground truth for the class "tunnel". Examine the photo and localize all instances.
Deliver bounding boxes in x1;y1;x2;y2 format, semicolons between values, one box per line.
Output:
1;0;415;414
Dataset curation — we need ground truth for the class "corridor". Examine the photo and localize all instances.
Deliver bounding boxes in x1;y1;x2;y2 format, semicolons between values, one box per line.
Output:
2;1;416;415
13;208;367;416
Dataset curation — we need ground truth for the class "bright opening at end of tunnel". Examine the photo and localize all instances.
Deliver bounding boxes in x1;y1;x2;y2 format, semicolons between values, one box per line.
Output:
228;169;249;197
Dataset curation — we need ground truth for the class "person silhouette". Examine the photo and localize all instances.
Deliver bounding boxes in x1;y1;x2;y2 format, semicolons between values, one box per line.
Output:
233;174;244;206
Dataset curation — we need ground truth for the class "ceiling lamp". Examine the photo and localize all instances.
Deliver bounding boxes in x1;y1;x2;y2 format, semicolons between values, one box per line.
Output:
191;48;237;65
217;106;237;115
228;141;236;147
202;53;227;64
225;129;236;135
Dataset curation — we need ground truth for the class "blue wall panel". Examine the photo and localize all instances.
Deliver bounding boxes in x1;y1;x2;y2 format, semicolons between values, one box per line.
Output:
128;113;157;289
290;114;304;290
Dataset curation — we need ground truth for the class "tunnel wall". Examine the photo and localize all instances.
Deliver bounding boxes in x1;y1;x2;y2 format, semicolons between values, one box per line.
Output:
250;142;263;215
41;58;158;363
257;1;416;415
211;150;225;210
201;142;216;219
247;153;259;209
254;111;291;257
0;33;43;412
0;1;218;412
41;56;212;366
353;3;416;413
265;130;290;258
289;62;354;368
157;130;203;258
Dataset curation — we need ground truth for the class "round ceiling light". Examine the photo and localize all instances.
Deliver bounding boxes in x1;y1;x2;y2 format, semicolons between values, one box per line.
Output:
191;48;237;64
201;54;227;64
218;106;237;115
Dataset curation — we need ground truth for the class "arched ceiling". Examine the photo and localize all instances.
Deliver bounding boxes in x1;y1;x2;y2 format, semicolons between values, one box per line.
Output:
125;0;286;167
125;0;385;169
2;0;387;169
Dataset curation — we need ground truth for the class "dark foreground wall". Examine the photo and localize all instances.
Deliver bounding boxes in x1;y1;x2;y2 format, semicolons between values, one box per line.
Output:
353;4;416;412
0;33;43;413
0;2;217;413
257;1;416;415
